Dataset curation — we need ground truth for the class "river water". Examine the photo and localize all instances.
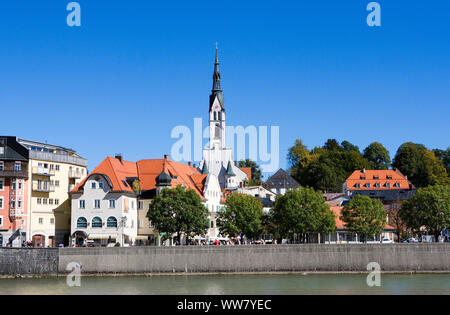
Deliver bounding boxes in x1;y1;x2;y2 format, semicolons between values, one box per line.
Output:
1;273;449;295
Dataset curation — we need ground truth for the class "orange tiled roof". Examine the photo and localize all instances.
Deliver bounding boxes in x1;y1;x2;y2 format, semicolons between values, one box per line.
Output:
73;156;206;197
239;167;252;180
345;169;412;191
73;156;138;193
330;206;395;231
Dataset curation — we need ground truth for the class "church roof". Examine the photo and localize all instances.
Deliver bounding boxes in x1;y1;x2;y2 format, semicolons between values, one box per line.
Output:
225;161;236;176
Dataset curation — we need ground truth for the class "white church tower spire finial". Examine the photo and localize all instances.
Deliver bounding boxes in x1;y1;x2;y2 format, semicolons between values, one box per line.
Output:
209;47;226;149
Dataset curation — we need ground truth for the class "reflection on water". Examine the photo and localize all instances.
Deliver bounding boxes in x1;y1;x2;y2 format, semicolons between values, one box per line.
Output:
0;274;449;295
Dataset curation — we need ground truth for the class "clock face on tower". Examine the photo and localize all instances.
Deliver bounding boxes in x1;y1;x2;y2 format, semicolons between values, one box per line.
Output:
214;105;220;110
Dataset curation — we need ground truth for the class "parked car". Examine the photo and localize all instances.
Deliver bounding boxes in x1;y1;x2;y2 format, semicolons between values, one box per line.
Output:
408;238;419;243
382;238;393;244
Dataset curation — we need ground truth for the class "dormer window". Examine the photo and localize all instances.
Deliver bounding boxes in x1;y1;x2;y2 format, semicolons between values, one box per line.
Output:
373;176;379;180
386;183;391;188
375;183;381;188
91;182;96;189
395;182;401;188
355;183;361;188
365;183;371;188
360;176;366;180
387;176;392;180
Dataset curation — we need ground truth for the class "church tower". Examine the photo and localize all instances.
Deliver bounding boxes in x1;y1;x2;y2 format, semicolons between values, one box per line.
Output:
200;47;249;190
209;47;226;149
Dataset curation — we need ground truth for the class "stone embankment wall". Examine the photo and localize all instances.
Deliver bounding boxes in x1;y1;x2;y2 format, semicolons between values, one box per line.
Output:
1;244;449;276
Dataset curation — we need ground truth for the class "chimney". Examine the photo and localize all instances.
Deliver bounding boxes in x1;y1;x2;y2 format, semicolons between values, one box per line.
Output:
115;154;123;164
362;168;366;174
164;154;169;161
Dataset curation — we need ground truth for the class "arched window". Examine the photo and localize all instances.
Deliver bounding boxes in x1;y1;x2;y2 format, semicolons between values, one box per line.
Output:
92;217;102;228
77;217;87;229
107;217;118;228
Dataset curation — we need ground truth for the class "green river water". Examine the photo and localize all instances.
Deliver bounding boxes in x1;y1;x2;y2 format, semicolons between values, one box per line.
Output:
0;273;449;295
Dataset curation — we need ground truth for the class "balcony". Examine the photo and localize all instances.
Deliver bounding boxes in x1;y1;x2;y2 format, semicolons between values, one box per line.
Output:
9;209;24;219
0;169;28;178
32;167;55;177
32;181;55;192
68;170;82;179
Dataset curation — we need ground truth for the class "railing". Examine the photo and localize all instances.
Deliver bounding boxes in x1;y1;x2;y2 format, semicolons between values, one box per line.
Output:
68;170;82;179
32;167;55;176
29;151;88;167
0;169;28;178
32;181;55;192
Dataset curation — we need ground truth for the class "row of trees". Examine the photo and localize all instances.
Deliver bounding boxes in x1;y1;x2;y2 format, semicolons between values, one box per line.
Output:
147;184;450;243
288;139;449;192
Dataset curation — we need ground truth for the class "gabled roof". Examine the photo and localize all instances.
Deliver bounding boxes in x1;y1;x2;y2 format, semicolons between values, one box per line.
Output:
239;167;252;180
73;156;137;193
345;169;414;191
265;168;300;189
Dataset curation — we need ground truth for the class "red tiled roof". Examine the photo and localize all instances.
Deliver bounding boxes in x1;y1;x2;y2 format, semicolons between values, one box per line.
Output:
345;169;412;191
73;156;137;193
73;156;206;197
239;167;252;180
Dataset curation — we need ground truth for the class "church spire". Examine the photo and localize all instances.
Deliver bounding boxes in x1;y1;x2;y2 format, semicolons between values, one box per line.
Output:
212;45;221;92
210;45;225;111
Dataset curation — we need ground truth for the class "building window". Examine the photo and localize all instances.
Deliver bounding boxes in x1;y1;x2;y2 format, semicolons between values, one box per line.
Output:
91;182;96;189
365;183;371;188
79;200;85;209
0;179;3;191
10;199;15;209
92;217;102;228
55;199;59;205
386;183;391;188
14;162;21;171
37;198;42;205
109;200;115;209
395;183;401;188
55;165;60;171
39;218;43;224
50;218;54;225
49;199;54;205
77;217;88;229
0;162;3;171
43;199;48;205
375;183;381;188
107;217;118;228
18;180;23;190
138;201;143;209
99;182;104;189
0;147;4;154
0;197;3;209
18;198;22;209
55;180;60;187
94;200;101;209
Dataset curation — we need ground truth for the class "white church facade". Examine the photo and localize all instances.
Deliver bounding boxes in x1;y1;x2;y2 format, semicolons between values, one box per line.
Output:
199;48;249;190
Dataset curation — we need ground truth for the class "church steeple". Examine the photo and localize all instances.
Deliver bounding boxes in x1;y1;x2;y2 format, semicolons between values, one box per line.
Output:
212;47;221;92
209;45;225;111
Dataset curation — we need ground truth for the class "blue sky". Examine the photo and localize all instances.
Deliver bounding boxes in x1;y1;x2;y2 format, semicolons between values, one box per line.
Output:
0;1;449;177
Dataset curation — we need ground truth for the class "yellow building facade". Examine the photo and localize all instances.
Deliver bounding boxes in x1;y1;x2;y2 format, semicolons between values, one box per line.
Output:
19;139;87;247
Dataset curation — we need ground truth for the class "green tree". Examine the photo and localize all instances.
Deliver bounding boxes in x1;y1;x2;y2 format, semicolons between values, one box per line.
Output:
340;194;386;242
270;187;336;242
393;142;448;187
217;194;264;240
147;185;209;243
363;142;391;170
287;139;317;186
399;185;450;241
238;159;263;185
341;140;360;152
433;148;450;175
